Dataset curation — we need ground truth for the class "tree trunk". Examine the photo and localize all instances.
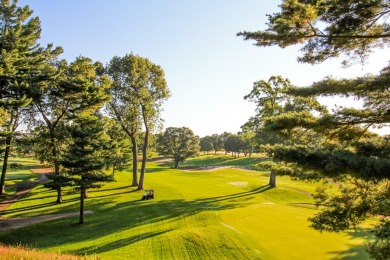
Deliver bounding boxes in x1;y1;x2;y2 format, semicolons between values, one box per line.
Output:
174;159;179;169
138;126;149;190
269;171;276;188
79;187;85;224
53;178;63;203
83;189;88;198
51;132;63;203
0;136;12;195
56;187;63;203
130;135;138;186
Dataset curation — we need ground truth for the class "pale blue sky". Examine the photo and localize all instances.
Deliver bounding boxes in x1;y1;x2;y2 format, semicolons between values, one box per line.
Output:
20;1;389;136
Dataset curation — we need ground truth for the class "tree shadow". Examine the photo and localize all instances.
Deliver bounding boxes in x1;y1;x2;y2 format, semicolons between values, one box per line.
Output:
0;185;272;255
178;155;270;171
70;230;172;255
327;245;369;259
0;185;136;217
326;228;373;259
0;198;79;217
136;167;172;174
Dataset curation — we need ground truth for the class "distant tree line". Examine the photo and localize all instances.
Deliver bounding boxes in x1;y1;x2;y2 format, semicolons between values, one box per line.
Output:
199;130;257;157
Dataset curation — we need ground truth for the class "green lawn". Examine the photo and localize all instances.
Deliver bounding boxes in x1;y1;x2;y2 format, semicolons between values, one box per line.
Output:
0;155;373;259
0;157;42;198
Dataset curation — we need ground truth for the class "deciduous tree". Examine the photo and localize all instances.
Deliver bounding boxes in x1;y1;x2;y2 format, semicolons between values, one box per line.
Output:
106;54;170;190
211;134;223;154
238;130;256;157
156;127;200;168
224;134;243;158
101;116;130;176
200;135;213;154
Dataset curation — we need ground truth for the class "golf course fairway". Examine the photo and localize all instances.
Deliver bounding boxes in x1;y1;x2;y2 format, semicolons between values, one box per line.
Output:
0;155;373;259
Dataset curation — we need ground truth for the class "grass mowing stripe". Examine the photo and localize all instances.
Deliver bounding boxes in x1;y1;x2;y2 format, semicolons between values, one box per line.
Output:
0;155;373;259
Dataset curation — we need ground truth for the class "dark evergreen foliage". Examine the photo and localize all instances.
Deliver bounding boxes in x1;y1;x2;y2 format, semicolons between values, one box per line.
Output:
0;0;62;194
240;1;390;257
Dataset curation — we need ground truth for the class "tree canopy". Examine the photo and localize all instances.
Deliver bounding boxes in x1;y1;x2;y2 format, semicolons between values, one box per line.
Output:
0;0;62;194
106;53;170;189
156;127;200;168
200;135;213;154
61;114;113;224
240;1;390;258
39;56;111;203
238;0;390;65
59;57;112;224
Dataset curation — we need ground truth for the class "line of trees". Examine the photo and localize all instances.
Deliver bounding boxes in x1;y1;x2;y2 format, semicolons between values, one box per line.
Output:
199;131;257;157
0;0;170;224
2;4;388;255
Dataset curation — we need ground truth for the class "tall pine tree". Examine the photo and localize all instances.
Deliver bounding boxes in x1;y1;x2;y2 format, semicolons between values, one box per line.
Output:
239;1;390;258
59;56;112;224
62;114;113;224
0;0;62;194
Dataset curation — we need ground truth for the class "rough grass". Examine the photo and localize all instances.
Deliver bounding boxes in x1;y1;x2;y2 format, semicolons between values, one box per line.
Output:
0;154;373;259
0;243;96;259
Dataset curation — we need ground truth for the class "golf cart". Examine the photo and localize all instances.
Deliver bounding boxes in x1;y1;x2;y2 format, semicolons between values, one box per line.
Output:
142;189;155;200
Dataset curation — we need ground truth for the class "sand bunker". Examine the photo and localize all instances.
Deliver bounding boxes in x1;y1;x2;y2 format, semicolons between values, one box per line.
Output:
227;181;248;187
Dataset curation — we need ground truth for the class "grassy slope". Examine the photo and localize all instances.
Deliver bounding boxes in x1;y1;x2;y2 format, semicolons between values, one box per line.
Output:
0;155;372;259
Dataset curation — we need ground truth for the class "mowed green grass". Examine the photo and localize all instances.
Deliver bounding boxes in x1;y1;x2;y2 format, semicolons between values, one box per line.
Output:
0;157;42;197
0;154;372;259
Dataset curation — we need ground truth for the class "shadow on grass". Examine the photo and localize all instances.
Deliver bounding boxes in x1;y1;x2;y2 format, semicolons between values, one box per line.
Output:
70;230;172;255
0;185;272;255
0;198;79;217
0;185;133;216
91;186;135;193
180;155;270;170
137;167;173;174
183;156;233;167
327;228;373;259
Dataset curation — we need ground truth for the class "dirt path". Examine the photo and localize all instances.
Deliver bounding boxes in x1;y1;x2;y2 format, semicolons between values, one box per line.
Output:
0;210;94;231
0;167;94;231
0;168;49;212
